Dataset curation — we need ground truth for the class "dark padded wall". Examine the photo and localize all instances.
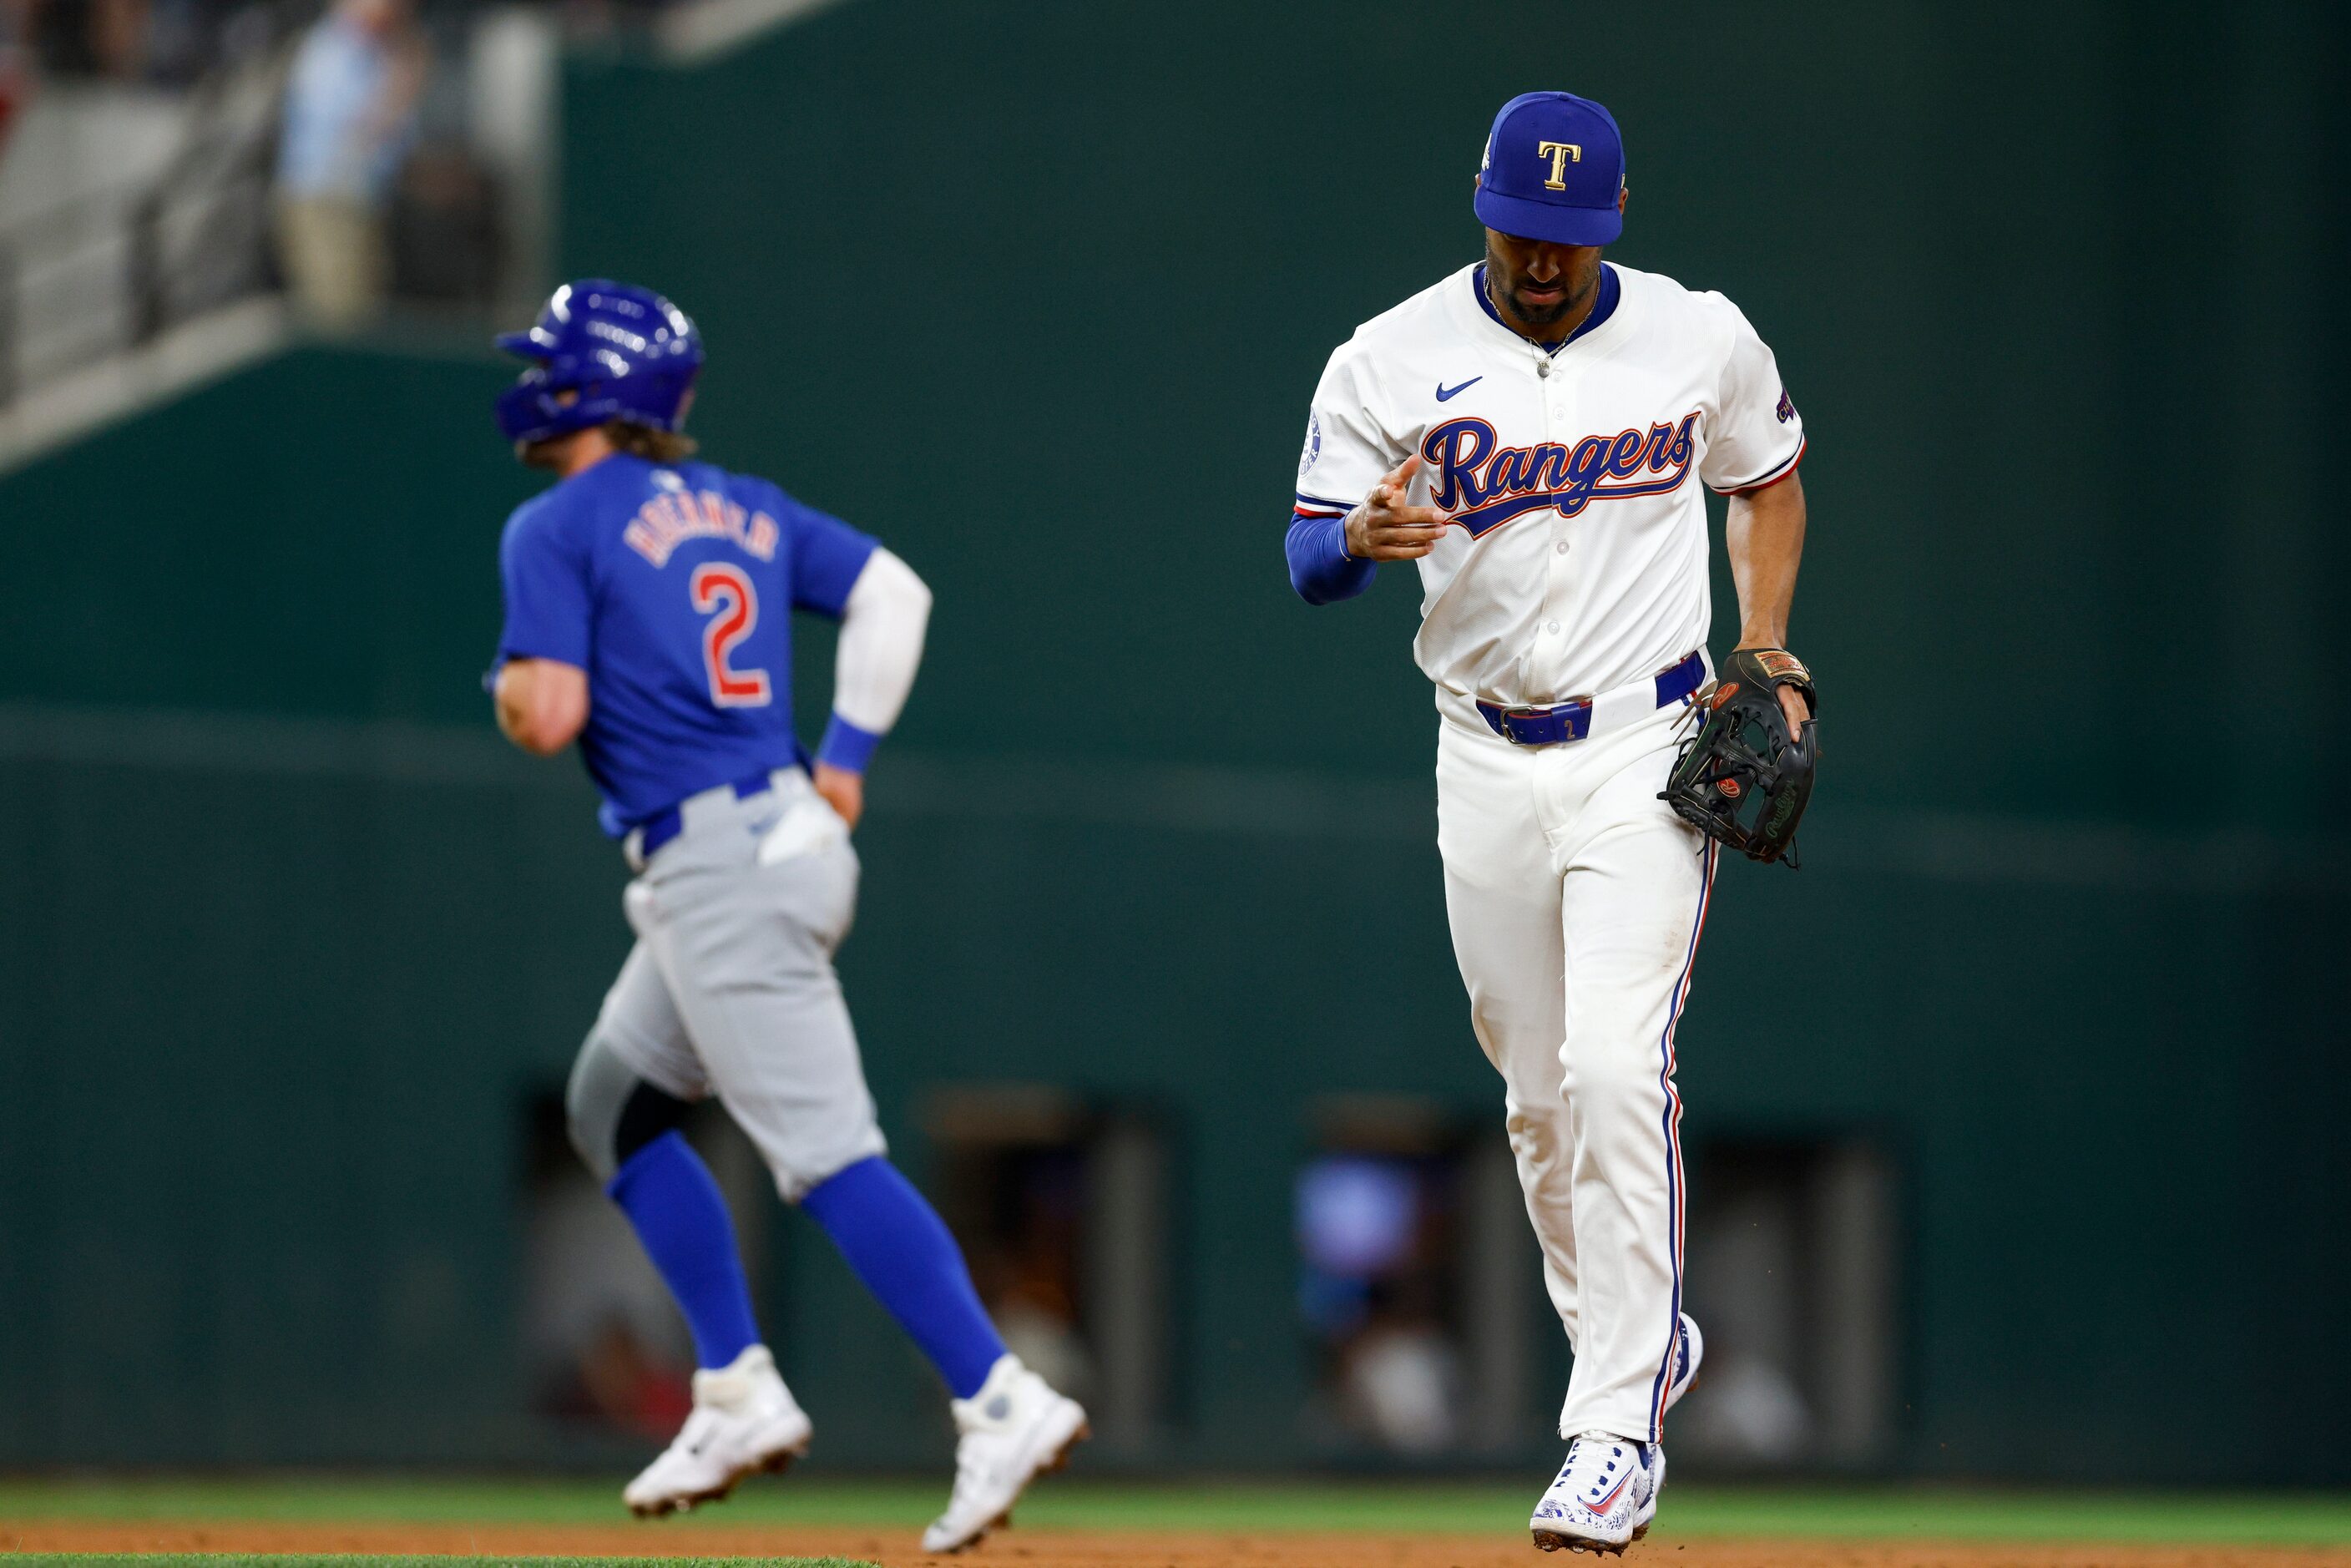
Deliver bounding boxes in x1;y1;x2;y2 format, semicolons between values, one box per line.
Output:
0;0;2343;1478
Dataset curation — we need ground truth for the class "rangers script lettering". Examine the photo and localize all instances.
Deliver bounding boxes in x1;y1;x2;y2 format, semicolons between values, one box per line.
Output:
1422;410;1698;535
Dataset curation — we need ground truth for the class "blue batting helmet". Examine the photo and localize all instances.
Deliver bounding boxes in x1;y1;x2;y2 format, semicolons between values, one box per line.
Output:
493;279;704;447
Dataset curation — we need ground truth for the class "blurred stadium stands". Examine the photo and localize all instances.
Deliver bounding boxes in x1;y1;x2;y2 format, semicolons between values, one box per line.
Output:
0;0;2343;1486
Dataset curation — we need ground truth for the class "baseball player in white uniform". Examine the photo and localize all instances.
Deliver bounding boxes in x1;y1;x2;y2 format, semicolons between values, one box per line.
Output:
1285;92;1813;1553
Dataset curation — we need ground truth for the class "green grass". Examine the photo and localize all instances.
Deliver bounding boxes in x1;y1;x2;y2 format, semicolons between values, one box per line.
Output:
1;1475;2348;1547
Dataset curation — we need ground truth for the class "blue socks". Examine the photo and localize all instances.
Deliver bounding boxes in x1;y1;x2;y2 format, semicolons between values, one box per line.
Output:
606;1130;761;1370
801;1156;1007;1399
606;1140;1004;1397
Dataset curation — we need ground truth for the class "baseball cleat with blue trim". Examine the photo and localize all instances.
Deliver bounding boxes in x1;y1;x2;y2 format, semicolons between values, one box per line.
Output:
1665;1312;1704;1414
1530;1432;1663;1554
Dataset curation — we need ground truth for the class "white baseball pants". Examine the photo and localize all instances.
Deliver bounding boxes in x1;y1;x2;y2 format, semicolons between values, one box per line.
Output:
1434;695;1715;1444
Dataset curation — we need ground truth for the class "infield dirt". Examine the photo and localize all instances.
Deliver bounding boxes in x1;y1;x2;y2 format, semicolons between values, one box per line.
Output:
3;1520;2348;1568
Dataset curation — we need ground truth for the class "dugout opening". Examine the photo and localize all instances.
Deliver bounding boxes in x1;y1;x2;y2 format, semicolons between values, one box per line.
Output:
513;1087;773;1445
1676;1136;1900;1469
923;1085;1172;1450
1296;1095;1538;1458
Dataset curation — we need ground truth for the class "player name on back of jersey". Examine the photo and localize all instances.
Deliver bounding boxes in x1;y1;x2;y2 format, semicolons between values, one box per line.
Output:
623;478;781;569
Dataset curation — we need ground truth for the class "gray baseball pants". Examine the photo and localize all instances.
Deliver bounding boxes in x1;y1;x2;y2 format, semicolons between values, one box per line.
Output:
566;767;887;1200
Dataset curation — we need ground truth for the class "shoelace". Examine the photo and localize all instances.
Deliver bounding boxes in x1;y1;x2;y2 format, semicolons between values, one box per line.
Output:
1552;1432;1641;1511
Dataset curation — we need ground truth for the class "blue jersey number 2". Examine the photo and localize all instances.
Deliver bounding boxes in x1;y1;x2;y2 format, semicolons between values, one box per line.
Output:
690;563;772;708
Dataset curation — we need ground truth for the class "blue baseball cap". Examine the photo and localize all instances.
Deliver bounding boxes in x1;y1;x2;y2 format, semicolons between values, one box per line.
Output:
1474;91;1626;246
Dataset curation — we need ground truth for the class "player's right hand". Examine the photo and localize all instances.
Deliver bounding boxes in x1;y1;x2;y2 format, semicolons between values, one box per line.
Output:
1344;454;1449;561
811;761;864;831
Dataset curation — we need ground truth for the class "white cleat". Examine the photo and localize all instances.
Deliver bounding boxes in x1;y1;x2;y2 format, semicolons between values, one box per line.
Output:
1665;1312;1704;1414
622;1344;812;1518
1529;1431;1664;1555
920;1353;1090;1554
1524;1313;1697;1552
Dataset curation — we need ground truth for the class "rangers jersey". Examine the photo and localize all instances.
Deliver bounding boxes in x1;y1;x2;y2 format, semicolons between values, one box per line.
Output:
1292;261;1804;708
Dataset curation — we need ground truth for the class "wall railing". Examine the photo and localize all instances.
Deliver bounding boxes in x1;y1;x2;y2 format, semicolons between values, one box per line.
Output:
0;18;291;411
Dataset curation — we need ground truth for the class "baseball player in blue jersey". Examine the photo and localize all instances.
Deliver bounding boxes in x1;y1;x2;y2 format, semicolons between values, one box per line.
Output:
488;280;1086;1552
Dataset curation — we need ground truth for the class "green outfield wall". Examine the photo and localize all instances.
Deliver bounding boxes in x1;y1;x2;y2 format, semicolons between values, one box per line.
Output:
0;0;2344;1481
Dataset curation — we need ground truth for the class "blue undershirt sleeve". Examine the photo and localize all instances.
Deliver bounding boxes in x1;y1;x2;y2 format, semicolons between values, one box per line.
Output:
1286;510;1378;605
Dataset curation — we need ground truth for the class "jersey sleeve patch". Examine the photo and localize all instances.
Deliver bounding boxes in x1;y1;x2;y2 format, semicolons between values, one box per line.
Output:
1295;345;1400;525
1697;296;1806;495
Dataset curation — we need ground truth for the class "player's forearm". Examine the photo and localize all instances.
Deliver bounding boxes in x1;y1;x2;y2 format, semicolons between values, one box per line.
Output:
821;548;931;771
1725;470;1806;648
1286;510;1377;604
494;658;589;756
493;679;533;750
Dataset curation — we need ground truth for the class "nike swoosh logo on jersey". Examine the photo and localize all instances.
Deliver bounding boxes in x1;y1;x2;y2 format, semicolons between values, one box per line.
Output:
1435;377;1483;402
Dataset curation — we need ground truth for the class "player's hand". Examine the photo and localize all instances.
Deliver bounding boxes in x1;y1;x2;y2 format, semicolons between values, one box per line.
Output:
1732;644;1813;735
1777;685;1812;733
812;762;864;831
1344;454;1449;561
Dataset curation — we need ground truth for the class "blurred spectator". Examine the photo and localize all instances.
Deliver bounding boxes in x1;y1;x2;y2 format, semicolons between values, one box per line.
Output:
1338;1310;1462;1454
21;0;149;78
273;0;422;328
958;1143;1099;1407
389;139;499;306
567;1315;695;1439
0;5;27;158
1676;1349;1813;1464
976;1237;1096;1408
1297;1153;1470;1454
142;0;230;84
9;0;290;86
520;1099;695;1437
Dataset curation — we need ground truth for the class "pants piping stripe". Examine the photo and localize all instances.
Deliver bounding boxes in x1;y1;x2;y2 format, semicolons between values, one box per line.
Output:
1645;837;1716;1440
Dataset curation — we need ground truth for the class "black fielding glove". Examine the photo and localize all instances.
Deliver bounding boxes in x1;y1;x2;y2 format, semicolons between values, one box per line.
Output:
1659;648;1819;867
